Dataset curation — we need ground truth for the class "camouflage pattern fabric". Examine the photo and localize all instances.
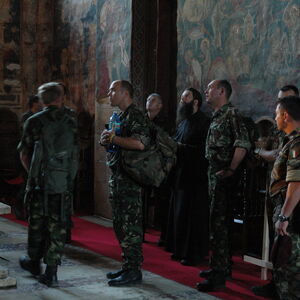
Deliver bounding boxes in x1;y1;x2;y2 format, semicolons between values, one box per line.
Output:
205;103;251;274
270;130;300;299
205;103;251;172
107;104;151;270
18;105;77;266
27;192;69;266
208;168;239;273
273;232;300;300
109;171;143;270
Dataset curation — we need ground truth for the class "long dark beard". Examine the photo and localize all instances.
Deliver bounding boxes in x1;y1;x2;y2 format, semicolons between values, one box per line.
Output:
176;101;194;124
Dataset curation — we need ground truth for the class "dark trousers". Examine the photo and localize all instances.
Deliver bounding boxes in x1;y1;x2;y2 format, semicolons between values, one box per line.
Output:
27;192;67;266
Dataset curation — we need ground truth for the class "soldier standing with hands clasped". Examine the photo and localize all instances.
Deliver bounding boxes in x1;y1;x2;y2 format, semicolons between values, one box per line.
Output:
100;80;151;286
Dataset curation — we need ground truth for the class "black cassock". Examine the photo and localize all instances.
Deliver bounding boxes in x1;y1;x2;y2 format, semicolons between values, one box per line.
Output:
166;110;210;264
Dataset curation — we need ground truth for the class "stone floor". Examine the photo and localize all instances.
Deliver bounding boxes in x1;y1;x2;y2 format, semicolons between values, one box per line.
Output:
0;216;219;300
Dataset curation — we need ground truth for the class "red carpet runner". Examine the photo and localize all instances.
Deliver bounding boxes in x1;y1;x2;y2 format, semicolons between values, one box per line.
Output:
3;214;269;300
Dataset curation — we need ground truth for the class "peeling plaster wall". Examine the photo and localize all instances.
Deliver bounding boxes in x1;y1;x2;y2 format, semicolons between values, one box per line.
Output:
177;0;300;119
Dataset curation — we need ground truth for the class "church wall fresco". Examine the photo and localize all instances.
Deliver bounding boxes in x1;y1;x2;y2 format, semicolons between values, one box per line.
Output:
53;0;131;115
0;0;21;115
177;0;300;119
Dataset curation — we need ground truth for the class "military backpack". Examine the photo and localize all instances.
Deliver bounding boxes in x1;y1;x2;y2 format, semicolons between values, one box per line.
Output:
121;120;177;187
28;108;78;194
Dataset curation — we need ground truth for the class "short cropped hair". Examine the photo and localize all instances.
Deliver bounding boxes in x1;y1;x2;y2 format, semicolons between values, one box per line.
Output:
185;87;202;108
28;95;39;108
147;93;162;104
37;82;65;104
280;85;299;96
277;96;300;121
120;80;134;98
217;80;232;99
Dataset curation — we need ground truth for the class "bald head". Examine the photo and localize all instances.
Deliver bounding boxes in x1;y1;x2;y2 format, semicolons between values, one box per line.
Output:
146;93;163;120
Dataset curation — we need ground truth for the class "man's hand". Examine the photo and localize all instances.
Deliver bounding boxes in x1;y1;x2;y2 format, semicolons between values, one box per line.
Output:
99;129;115;146
275;220;289;236
215;169;234;179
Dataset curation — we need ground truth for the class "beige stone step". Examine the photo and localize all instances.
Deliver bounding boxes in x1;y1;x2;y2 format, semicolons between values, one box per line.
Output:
0;276;17;288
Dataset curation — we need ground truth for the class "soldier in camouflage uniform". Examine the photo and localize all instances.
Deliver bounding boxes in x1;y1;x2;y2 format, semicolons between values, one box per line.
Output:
18;82;78;287
197;80;251;292
251;84;299;298
100;80;151;286
255;85;299;162
267;96;300;300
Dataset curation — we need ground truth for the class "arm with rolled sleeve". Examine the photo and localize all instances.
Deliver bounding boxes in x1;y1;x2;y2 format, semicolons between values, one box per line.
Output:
276;140;300;235
216;109;251;178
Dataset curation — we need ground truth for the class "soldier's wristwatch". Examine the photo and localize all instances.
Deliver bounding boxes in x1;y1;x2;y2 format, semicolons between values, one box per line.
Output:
278;214;289;222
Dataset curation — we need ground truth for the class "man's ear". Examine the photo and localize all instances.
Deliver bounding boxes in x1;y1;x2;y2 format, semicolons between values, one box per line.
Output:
193;99;199;109
284;111;290;122
219;87;225;96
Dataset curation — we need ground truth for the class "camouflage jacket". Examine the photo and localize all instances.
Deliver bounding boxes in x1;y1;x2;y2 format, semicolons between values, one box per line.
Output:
270;129;300;229
17;105;78;191
270;130;300;197
205;102;251;171
107;104;151;170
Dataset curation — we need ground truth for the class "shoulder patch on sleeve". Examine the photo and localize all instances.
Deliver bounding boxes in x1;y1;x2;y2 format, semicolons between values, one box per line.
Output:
290;141;300;159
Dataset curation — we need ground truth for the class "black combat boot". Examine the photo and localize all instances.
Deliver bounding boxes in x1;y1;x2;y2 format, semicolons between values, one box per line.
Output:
39;265;59;287
199;268;232;280
19;255;41;276
251;281;278;298
106;269;125;279
108;269;142;286
196;271;226;292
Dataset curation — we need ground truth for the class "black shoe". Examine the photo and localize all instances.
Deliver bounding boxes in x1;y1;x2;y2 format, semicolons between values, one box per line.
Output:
39;265;59;287
196;272;226;292
196;278;226;292
108;270;142;287
199;268;232;280
251;281;278;298
157;239;165;247
170;254;181;261
19;255;41;276
106;269;125;279
180;259;195;266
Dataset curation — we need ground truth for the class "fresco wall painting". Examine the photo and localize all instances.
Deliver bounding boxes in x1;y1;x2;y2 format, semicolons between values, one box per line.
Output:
177;0;300;119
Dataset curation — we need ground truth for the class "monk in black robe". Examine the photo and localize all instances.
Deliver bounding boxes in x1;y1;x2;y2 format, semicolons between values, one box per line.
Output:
166;87;210;265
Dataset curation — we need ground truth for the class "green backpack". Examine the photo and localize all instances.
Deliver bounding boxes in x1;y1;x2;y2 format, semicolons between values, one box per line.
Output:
121;121;177;187
28;108;78;194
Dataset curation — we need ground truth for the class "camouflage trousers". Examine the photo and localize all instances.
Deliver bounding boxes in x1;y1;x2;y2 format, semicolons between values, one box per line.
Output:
208;169;238;274
272;204;300;299
109;170;143;270
26;191;68;266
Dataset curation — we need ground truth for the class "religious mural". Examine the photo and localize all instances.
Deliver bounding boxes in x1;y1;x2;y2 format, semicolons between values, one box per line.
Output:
177;0;300;119
0;0;21;110
54;0;131;115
